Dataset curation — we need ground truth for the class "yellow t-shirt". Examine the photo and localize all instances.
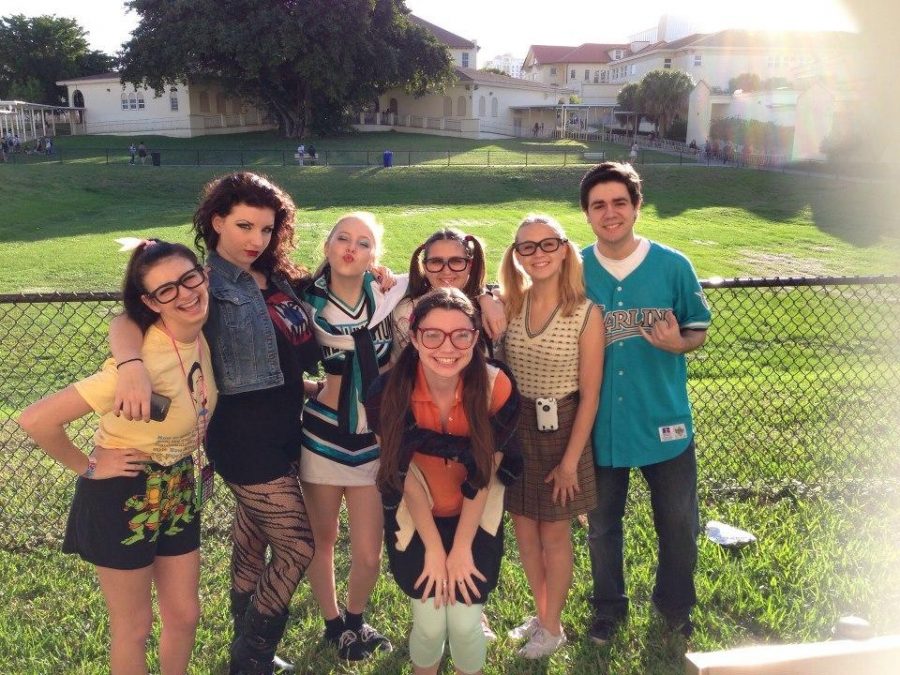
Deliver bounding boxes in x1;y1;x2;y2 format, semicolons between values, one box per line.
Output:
74;324;218;466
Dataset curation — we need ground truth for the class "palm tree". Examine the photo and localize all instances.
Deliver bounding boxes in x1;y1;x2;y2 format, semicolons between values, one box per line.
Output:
638;70;694;138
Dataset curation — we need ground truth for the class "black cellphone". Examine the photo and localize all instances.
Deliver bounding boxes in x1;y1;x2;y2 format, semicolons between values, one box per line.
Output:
149;392;172;422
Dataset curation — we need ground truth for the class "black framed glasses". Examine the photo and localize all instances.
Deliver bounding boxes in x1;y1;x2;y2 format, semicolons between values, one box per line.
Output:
423;256;471;273
415;327;479;350
513;237;567;256
145;266;207;304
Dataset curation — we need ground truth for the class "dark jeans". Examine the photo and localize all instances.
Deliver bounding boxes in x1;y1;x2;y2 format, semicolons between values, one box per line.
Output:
587;441;699;623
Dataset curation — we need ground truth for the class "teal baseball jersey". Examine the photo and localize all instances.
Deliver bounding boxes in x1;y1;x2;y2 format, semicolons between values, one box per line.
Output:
583;241;711;468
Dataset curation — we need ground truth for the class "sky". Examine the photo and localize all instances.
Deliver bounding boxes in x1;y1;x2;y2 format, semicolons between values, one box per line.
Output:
3;0;859;61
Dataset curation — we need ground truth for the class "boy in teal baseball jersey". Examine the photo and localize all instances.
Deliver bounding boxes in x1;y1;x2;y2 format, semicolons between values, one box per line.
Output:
579;162;711;643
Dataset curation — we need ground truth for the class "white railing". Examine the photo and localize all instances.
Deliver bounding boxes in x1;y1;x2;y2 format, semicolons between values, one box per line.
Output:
86;118;185;134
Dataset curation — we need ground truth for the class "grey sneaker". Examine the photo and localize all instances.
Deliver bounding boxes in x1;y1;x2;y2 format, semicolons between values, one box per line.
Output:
508;616;541;640
518;626;567;659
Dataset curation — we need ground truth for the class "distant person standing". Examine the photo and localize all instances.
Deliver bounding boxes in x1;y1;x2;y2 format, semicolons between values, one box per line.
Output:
578;162;711;645
45;138;53;155
629;142;638;164
138;141;148;165
129;142;137;165
297;143;305;166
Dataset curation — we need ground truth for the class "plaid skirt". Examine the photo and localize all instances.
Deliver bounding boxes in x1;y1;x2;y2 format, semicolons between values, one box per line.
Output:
505;393;598;521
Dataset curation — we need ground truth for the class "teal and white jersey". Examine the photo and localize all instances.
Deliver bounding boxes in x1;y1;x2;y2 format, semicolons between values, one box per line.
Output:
583;241;711;468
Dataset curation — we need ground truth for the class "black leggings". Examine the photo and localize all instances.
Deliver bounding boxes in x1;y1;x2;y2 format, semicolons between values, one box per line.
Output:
227;472;315;616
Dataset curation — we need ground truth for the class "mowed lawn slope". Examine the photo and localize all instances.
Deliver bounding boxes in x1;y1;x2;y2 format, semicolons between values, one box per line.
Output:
1;161;897;293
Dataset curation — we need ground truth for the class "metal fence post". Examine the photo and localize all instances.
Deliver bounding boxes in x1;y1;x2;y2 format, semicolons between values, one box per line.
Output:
487;151;491;167
447;151;450;167
106;149;109;165
197;150;200;166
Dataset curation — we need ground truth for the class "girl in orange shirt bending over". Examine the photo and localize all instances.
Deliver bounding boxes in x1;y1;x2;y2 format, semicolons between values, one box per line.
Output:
366;288;522;675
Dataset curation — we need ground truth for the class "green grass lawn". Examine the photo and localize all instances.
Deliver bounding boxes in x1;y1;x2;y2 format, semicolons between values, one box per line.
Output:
1;142;899;673
1;161;897;293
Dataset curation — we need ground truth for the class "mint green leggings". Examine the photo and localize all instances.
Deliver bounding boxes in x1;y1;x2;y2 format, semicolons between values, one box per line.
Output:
409;600;486;673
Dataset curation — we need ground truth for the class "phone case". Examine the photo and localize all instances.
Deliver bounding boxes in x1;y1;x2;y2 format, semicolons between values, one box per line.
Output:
149;392;171;422
535;397;559;432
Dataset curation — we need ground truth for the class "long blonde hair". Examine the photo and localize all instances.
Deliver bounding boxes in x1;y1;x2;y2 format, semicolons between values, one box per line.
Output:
499;213;585;322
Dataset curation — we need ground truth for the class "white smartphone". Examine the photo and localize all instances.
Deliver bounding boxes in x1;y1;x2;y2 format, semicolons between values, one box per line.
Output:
535;397;559;432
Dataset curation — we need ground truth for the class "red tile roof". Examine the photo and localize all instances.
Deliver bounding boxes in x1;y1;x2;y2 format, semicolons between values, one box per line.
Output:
409;15;476;49
563;43;629;63
529;45;578;63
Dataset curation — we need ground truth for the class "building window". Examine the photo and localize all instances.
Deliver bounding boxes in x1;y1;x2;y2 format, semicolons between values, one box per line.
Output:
570;69;575;80
584;69;589;81
443;96;452;117
614;49;623;59
199;91;210;113
478;95;486;116
550;66;557;76
663;58;672;69
169;88;179;111
491;97;498;117
128;93;137;110
601;71;608;83
121;93;128;111
594;70;599;83
693;54;702;67
462;52;469;68
137;92;145;109
456;95;466;116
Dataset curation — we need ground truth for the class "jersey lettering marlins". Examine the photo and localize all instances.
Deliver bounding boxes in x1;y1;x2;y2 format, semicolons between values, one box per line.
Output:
583;241;711;468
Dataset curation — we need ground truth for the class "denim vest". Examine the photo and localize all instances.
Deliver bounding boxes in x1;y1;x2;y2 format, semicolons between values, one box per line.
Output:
203;250;299;395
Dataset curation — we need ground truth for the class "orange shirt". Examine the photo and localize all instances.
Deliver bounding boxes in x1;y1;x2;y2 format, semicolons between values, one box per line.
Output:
409;363;512;517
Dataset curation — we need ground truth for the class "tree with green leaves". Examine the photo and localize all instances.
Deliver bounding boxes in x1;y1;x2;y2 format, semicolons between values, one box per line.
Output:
616;82;643;139
0;15;115;105
637;69;694;138
120;0;455;137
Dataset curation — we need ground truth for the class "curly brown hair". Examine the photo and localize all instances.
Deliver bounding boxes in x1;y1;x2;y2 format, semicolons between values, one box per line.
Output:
193;172;308;283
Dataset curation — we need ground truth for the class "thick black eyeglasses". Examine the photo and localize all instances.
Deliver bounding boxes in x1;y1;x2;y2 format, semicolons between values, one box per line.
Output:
423;256;471;273
415;327;479;350
513;237;567;256
145;266;206;304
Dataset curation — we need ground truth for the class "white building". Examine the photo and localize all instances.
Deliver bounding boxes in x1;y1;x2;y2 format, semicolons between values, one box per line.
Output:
355;17;572;139
522;16;862;157
55;73;275;138
484;53;524;79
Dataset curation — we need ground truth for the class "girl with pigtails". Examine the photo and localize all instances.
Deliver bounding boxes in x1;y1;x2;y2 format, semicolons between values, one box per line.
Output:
391;229;507;361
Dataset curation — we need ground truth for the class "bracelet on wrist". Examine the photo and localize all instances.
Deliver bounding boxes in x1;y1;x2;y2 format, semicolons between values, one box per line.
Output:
116;357;143;369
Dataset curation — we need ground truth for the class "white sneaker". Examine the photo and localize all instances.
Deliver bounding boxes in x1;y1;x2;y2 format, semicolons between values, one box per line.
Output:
507;616;541;639
518;626;567;659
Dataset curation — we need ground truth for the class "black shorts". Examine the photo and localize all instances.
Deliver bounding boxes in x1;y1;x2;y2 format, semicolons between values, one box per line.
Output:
62;456;200;570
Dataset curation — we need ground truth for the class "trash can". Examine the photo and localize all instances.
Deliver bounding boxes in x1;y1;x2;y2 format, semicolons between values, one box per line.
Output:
382;150;393;168
151;151;161;166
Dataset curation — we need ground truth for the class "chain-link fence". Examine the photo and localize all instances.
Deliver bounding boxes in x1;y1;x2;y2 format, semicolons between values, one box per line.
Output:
1;277;898;551
1;146;691;167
